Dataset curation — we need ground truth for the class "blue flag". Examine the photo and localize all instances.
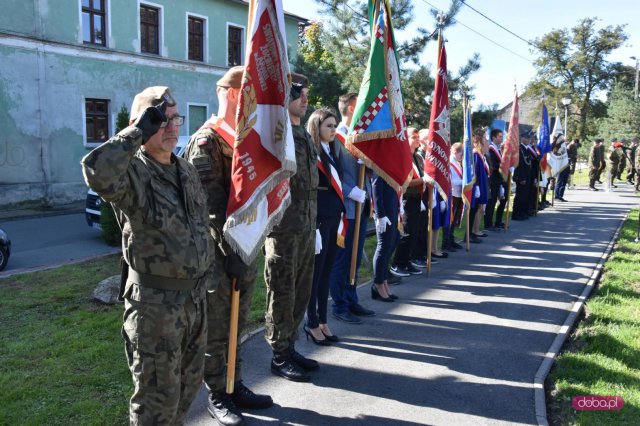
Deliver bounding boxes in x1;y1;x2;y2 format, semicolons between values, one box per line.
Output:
537;102;551;156
461;99;475;205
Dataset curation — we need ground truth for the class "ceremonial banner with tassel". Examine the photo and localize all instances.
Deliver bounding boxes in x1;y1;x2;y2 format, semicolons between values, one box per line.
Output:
346;0;412;191
547;110;569;177
461;98;475;206
500;88;520;180
424;36;451;203
222;0;296;264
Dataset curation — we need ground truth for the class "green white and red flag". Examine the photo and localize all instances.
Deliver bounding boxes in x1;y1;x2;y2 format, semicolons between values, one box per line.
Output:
346;0;412;191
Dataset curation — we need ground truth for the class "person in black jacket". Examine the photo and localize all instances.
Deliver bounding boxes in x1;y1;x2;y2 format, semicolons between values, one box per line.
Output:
305;108;345;346
512;130;533;220
484;129;507;229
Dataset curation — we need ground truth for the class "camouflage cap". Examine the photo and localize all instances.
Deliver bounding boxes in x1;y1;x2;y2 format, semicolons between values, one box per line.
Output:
130;86;176;121
217;66;244;89
290;72;308;101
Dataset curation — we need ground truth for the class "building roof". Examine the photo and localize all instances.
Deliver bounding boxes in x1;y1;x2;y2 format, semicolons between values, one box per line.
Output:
223;0;309;22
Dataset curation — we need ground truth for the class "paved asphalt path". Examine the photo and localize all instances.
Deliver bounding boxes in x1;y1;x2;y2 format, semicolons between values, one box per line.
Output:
0;213;118;277
181;184;635;425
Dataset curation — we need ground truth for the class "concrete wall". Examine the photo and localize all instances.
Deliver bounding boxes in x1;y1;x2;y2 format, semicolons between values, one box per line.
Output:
0;0;304;209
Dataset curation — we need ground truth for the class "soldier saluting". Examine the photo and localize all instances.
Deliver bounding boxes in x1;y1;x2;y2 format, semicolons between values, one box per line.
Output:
81;87;213;424
589;138;604;191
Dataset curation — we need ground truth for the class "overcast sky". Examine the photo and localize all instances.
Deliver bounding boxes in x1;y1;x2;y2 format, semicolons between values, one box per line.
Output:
284;0;640;109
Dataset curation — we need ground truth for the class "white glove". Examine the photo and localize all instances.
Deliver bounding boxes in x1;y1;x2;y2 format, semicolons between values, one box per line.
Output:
499;186;505;199
315;229;322;255
357;158;364;165
509;166;515;174
474;186;480;198
375;216;392;234
347;187;366;203
420;201;426;211
440;200;446;211
399;201;405;217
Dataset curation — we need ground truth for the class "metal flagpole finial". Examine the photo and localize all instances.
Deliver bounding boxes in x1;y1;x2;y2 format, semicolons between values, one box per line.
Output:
437;11;446;28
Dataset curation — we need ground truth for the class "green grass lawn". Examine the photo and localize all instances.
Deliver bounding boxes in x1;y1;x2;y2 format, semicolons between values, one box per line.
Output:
546;209;640;425
0;235;378;424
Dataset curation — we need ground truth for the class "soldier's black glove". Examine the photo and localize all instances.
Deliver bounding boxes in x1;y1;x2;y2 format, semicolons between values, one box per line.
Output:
135;103;168;144
224;253;247;281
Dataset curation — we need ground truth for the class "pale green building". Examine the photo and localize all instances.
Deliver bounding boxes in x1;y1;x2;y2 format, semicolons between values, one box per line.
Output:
0;0;305;209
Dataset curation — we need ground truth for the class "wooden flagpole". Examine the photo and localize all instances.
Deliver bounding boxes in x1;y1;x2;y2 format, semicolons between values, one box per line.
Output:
504;171;513;231
227;0;256;395
349;164;366;285
551;177;556;207
534;168;540;215
465;203;470;251
427;184;433;275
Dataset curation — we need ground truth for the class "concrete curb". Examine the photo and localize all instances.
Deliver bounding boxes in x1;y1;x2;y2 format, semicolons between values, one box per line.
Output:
533;211;628;426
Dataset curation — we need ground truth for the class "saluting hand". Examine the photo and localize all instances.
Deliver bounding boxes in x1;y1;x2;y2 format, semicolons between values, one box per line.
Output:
135;102;168;143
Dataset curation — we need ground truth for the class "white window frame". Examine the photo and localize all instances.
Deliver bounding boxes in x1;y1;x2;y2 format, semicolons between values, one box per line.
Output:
78;0;112;47
185;12;208;63
82;96;114;149
186;102;210;137
226;22;245;67
137;0;165;56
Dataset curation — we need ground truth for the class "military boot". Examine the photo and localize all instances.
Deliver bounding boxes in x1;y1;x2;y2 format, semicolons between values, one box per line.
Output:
290;346;320;371
231;380;273;409
271;350;310;382
208;391;244;426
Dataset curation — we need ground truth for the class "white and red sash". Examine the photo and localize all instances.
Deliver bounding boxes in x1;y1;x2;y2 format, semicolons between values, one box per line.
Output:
200;116;236;147
450;160;462;179
477;151;490;175
317;155;349;248
527;145;539;159
489;143;502;162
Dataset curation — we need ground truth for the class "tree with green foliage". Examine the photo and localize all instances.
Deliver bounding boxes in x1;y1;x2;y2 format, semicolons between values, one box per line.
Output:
598;83;640;140
99;104;129;246
526;18;628;140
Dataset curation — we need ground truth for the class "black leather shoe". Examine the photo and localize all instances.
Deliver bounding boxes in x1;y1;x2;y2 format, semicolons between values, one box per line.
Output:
451;241;464;249
208;391;244;426
349;304;376;317
333;310;363;323
387;273;402;285
231;381;273;409
271;352;310;382
290;349;319;371
371;284;394;302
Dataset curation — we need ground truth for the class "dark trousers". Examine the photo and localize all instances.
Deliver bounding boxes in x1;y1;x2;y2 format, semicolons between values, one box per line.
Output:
412;210;428;260
555;168;570;199
485;182;507;227
307;215;340;328
373;217;399;284
444;196;463;246
393;197;421;267
513;183;530;218
329;200;369;315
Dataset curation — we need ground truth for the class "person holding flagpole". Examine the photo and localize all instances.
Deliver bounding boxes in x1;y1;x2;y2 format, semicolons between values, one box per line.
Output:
329;93;376;324
469;129;489;240
184;67;273;426
444;142;464;250
264;73;321;383
304;108;345;345
484;129;507;230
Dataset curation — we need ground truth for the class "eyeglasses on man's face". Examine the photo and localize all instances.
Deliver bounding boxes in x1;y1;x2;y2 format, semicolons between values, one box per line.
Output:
160;115;185;128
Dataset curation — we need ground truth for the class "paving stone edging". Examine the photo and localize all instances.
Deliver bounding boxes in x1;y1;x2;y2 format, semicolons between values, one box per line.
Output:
533;211;629;426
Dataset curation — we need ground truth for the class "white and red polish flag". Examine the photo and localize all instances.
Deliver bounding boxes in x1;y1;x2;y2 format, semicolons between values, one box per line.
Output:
223;0;296;263
424;37;451;203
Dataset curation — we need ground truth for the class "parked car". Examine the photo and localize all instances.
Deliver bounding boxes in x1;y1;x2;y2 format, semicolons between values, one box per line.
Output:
85;137;188;228
0;227;10;271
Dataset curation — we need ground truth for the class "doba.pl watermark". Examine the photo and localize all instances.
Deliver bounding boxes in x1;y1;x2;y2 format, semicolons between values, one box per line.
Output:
572;396;624;411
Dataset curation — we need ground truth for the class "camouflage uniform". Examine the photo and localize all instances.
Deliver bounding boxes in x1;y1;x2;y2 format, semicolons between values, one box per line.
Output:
81;126;212;425
264;124;319;353
588;142;603;187
607;145;620;187
183;119;258;393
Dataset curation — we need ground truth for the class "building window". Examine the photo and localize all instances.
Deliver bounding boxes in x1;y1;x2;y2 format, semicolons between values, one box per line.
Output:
82;0;106;46
228;25;243;66
140;4;160;54
188;16;204;62
86;99;110;143
188;105;208;136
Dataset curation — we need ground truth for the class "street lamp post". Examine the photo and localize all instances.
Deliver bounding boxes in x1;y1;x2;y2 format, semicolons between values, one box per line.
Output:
561;97;571;136
631;56;639;100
